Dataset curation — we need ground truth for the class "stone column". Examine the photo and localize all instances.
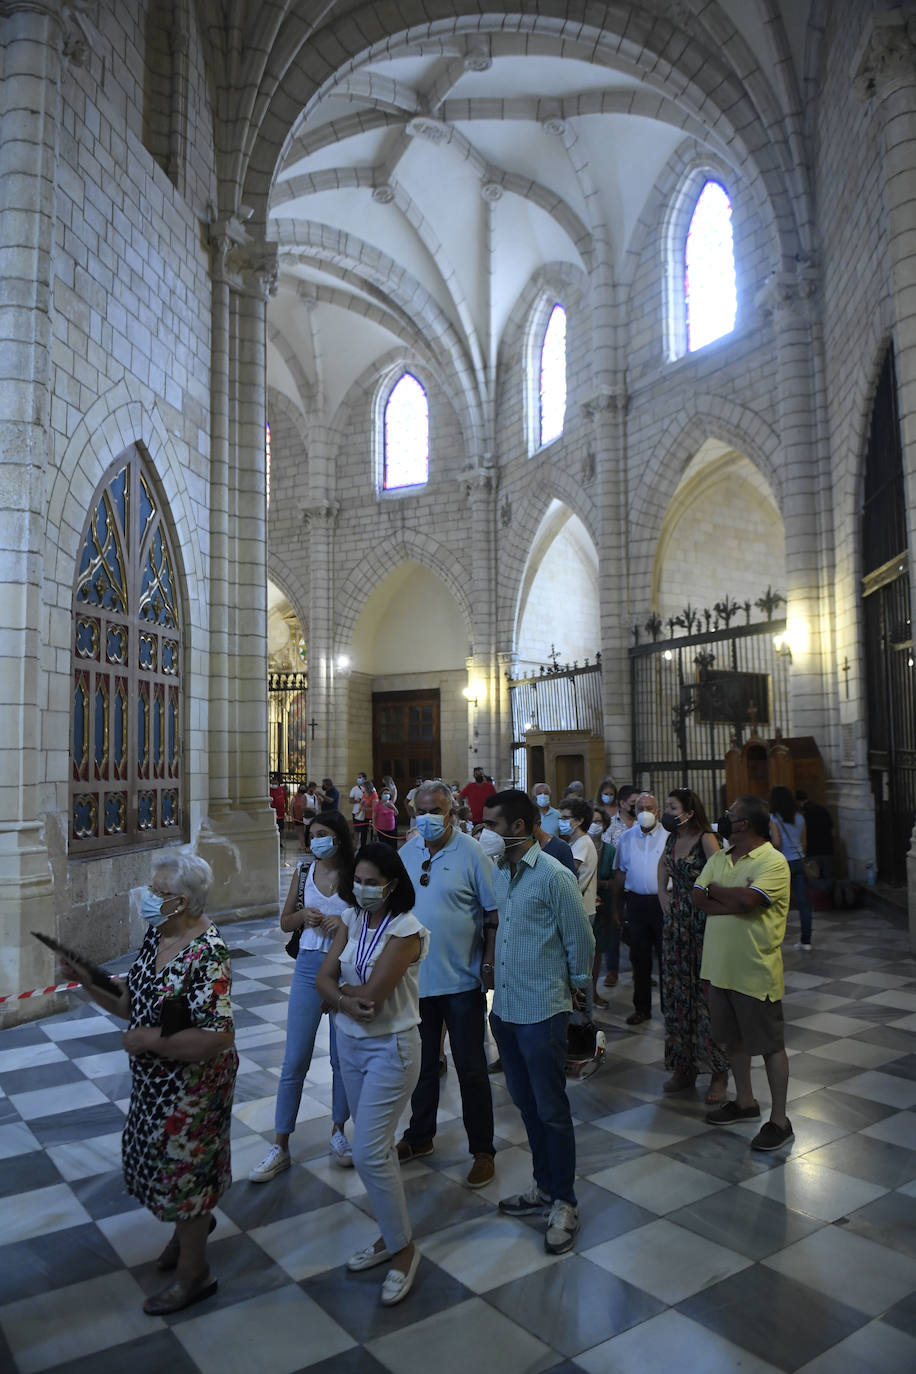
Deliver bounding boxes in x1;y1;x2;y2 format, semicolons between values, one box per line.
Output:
0;1;67;1018
466;470;499;775
301;500;340;782
855;9;916;946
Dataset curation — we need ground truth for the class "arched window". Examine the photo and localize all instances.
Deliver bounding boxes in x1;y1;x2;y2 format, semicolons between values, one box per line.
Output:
71;450;182;852
384;373;429;490
685;180;737;352
539;303;567;447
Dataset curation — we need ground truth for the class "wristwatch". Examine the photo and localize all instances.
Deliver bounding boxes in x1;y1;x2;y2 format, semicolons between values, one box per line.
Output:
482;962;494;973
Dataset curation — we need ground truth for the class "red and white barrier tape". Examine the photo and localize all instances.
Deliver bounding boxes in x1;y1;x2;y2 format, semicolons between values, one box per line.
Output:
0;925;284;1005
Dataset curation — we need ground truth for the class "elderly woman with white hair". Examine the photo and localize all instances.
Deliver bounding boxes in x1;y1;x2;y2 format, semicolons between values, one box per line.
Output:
61;847;237;1316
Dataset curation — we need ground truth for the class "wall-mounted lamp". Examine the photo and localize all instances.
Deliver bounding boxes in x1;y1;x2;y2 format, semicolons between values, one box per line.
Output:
772;635;792;663
523;719;533;732
463;680;486;707
663;650;673;662
336;654;350;672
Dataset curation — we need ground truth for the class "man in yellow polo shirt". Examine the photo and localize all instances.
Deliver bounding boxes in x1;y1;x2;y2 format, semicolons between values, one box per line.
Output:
693;794;792;1151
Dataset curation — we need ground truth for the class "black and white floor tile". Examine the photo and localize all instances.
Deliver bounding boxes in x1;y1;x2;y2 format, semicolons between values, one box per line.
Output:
2;893;916;1373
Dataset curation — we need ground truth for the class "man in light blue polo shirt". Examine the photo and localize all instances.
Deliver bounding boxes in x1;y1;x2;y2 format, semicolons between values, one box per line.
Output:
482;788;594;1255
396;780;498;1188
532;783;561;836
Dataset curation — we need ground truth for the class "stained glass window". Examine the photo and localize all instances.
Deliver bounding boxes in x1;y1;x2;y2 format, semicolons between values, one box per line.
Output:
71;450;182;852
539;304;567;447
685;180;737;352
384;373;429;490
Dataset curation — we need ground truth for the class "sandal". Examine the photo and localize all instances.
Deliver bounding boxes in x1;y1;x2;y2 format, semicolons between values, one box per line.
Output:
662;1071;696;1094
143;1272;218;1315
593;991;609;1009
156;1213;217;1271
705;1074;729;1105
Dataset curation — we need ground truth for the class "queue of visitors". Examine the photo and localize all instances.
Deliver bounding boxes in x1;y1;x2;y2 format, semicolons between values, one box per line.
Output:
58;765;809;1316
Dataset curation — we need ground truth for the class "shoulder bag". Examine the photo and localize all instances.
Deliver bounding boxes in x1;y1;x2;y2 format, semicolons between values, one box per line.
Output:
285;861;312;958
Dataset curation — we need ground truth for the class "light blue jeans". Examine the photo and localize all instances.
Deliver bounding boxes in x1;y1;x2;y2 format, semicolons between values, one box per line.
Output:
335;1026;421;1253
275;948;349;1134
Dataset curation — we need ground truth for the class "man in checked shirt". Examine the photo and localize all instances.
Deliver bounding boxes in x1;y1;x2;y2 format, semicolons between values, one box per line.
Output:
481;789;595;1255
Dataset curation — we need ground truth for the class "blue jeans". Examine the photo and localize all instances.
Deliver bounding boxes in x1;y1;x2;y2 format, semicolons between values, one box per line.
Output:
336;1028;421;1253
404;987;494;1155
788;858;813;944
275;948;349;1134
489;1011;576;1205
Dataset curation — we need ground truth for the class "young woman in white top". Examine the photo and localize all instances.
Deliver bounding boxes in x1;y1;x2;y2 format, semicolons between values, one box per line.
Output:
249;810;354;1182
316;843;429;1307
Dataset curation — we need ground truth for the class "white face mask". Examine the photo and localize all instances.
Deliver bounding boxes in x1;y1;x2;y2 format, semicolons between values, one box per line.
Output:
637;810;657;830
535;794;550;808
601;793;613;804
588;822;604;836
477;828;505;859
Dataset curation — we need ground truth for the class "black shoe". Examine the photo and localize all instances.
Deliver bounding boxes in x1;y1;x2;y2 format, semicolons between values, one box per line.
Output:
626;1011;650;1026
487;1058;503;1074
751;1118;794;1151
705;1099;761;1125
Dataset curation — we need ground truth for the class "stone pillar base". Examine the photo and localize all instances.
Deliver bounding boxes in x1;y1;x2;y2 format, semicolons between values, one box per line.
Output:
0;822;57;1023
197;806;280;925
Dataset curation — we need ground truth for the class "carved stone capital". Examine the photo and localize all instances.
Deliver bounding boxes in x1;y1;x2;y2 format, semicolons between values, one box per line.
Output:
853;13;916;102
581;387;622;421
754;264;818;320
302;500;340;530
237;241;279;301
464;39;491;73
208;215;251;285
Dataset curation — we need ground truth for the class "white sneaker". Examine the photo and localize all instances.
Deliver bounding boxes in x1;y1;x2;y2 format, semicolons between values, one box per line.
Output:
329;1128;354;1168
248;1143;290;1183
794;942;813;952
544;1199;579;1254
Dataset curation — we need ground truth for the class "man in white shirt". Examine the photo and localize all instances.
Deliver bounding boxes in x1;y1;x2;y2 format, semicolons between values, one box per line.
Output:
613;792;667;1025
558;798;597;918
532;783;560;836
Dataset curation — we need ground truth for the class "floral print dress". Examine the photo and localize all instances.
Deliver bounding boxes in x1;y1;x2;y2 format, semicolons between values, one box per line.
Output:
661;834;729;1079
122;924;237;1222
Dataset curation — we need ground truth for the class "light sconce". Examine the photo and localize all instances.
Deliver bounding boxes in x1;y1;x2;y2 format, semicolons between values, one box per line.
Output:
663;650;673;662
463;680;485;707
772;635;792;663
336;654;351;672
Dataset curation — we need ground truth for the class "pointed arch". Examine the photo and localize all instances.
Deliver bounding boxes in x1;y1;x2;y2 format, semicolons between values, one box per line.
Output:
383;372;429;490
538;304;567;449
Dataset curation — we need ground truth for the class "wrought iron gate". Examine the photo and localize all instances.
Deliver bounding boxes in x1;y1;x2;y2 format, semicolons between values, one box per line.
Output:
267;670;309;786
630;614;791;817
508;656;603;790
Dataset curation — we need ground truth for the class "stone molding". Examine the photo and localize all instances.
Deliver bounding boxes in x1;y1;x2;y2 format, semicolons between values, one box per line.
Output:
853;12;916;102
754;264;819;321
302;500;340;529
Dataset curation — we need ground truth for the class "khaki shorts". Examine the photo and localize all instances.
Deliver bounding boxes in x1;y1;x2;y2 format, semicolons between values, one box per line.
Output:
708;985;785;1057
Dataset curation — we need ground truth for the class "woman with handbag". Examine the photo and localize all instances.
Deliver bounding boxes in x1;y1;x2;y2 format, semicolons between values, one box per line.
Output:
59;848;237;1314
316;843;429;1306
249;809;355;1182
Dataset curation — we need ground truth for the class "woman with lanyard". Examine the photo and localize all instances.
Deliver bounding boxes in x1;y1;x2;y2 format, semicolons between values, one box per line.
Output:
316;843;429;1305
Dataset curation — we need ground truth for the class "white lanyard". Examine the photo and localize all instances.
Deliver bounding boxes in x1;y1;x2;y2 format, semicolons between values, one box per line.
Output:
354;911;392;984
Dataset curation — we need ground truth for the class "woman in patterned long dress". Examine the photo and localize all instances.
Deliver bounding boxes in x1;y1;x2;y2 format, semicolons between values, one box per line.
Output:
60;848;237;1315
657;790;729;1103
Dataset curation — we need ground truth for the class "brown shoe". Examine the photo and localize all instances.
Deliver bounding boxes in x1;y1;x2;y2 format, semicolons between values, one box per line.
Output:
396;1137;434;1164
603;972;618;988
466;1153;495;1188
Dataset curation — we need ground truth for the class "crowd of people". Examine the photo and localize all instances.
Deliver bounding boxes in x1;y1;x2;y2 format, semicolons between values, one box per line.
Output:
59;768;823;1316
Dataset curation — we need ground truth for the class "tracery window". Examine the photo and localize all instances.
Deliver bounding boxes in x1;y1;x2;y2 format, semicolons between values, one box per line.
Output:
71;451;182;852
685;180;737;352
384;373;429;490
539;303;567;447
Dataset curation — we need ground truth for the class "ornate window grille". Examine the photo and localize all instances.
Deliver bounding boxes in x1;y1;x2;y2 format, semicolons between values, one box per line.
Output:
71;450;182;852
383;373;429;490
685;180;737;352
539;303;567;447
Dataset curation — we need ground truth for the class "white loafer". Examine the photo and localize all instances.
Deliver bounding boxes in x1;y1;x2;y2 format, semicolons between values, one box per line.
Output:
347;1242;392;1272
380;1247;420;1305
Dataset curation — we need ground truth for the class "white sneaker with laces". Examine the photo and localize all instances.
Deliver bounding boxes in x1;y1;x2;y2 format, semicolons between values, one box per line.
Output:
497;1183;551;1215
329;1128;354;1168
248;1143;291;1183
794;942;813;952
544;1199;579;1254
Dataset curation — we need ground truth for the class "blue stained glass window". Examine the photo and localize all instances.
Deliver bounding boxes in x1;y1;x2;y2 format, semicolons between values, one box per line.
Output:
384;374;429;490
685;181;737;352
539;304;567;448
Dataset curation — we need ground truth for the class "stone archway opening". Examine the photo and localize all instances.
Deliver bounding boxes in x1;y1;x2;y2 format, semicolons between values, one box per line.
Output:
515;500;600;674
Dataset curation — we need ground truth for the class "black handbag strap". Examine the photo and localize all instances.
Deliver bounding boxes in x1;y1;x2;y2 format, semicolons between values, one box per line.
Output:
296;860;313;910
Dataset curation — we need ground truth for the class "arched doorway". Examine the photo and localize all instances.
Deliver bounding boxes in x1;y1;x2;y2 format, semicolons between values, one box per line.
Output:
862;348;915;885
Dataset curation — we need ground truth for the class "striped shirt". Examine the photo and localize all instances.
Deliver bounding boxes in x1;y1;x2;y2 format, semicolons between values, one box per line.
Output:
490;842;595;1025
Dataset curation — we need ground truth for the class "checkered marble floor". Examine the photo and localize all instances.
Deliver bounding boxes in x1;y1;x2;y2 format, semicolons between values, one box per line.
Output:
2;902;916;1374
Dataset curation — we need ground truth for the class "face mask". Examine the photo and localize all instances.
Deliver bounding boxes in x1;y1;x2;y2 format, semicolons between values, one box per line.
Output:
637;810;657;830
504;832;531;849
660;812;683;833
588;821;604;836
415;812;446;843
535;793;550;808
353;881;390;911
141;889;170;927
477;828;505;859
310;835;337;859
716;813;733;840
557;818;572;836
381;792;391;802
601;793;614;805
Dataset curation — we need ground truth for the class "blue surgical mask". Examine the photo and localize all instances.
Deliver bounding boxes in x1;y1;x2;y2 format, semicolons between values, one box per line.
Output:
140;889;169;927
415;813;446;843
310;834;337;859
557;818;572;836
535;794;550;807
601;793;614;804
353;881;389;911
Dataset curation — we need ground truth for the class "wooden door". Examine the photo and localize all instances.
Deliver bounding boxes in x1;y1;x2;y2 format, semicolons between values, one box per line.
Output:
373;690;441;822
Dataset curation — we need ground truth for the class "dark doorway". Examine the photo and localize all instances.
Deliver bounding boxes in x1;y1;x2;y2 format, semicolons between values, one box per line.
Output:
372;690;441;822
862;347;915;885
